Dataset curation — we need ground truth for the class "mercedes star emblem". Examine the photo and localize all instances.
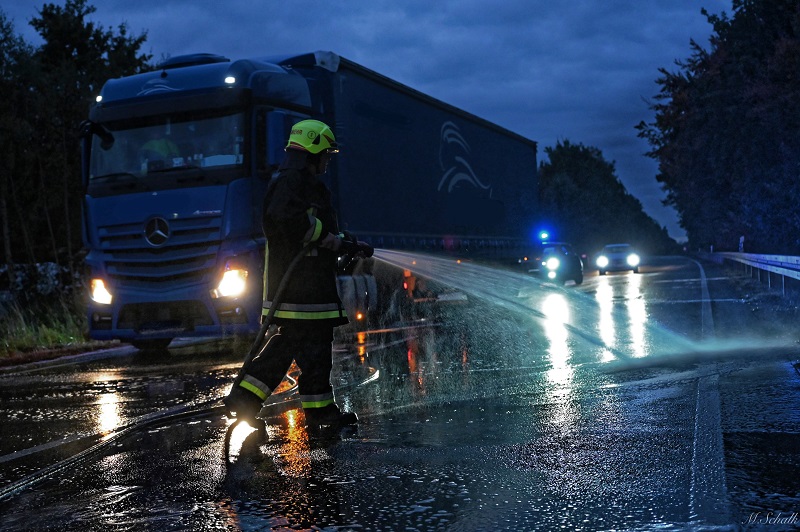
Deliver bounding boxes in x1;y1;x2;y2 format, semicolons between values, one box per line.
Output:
144;217;170;246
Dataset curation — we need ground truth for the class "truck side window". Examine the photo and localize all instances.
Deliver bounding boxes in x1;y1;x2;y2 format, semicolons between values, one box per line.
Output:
255;110;269;179
267;112;289;168
255;110;310;178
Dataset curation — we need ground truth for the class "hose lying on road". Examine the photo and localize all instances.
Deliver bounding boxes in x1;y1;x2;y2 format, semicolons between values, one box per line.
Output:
0;369;301;503
0;398;223;503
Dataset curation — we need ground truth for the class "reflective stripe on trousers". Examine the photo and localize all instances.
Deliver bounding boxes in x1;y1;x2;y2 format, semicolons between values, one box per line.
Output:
299;392;335;409
262;300;346;321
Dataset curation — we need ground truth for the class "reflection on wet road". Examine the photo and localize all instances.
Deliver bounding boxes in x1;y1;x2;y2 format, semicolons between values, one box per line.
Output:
0;255;799;530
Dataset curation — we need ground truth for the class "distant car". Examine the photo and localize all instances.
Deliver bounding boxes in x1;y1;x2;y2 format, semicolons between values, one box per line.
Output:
538;242;584;285
596;243;640;275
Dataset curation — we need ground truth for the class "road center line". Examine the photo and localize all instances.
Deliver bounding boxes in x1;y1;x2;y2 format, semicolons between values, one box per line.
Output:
687;259;729;525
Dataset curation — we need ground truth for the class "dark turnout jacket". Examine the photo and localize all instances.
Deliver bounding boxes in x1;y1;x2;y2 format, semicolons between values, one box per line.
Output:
261;161;348;327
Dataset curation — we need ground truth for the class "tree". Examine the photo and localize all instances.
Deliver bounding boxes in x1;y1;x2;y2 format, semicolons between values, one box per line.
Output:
3;0;152;273
539;140;677;255
31;0;150;270
637;0;800;253
0;10;36;289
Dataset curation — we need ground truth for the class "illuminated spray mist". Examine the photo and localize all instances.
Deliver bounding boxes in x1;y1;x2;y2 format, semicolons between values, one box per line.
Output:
372;249;798;364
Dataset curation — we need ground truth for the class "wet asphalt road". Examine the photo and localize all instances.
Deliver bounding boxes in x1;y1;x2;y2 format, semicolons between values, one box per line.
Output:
0;255;799;531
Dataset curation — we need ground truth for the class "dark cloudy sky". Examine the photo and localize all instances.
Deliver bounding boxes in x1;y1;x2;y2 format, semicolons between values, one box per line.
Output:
4;0;730;242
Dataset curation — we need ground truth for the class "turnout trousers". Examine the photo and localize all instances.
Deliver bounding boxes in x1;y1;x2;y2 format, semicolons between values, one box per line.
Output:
237;323;337;412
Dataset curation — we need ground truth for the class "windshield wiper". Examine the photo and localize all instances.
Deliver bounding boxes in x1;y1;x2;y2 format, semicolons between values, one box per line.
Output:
89;172;150;192
147;163;202;174
92;172;139;183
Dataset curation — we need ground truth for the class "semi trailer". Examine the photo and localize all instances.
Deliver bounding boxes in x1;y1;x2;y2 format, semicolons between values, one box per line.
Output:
80;51;538;349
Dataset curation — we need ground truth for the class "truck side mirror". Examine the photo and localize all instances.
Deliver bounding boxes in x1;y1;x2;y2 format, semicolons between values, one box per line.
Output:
79;120;115;150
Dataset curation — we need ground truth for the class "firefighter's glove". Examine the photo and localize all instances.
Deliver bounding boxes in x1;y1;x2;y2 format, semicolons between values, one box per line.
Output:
356;241;374;258
338;237;374;258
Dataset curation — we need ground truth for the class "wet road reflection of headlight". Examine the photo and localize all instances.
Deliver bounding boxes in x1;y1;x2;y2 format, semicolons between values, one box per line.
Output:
97;393;121;434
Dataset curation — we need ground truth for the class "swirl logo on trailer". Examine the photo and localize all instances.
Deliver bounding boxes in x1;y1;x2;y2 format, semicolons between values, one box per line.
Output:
437;121;492;196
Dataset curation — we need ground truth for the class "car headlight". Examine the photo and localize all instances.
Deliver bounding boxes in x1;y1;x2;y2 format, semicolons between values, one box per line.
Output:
211;269;248;298
627;254;640;267
596;256;609;268
545;257;560;270
90;278;113;305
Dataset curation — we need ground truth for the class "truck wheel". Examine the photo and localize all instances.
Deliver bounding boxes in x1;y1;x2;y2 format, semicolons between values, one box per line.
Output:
599;270;606;276
574;273;584;285
130;338;172;351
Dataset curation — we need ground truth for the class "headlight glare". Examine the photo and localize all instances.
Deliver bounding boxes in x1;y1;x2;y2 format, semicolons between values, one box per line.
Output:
212;269;248;298
545;257;560;270
627;254;640;267
90;279;113;305
596;256;609;268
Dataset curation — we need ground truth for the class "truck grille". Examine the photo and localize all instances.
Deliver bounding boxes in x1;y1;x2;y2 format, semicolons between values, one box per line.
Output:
98;215;221;285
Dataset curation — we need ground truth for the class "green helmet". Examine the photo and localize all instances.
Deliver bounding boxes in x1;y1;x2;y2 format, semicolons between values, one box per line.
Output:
286;119;339;154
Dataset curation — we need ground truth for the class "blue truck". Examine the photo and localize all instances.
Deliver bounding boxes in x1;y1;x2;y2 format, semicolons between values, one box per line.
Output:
80;51;538;350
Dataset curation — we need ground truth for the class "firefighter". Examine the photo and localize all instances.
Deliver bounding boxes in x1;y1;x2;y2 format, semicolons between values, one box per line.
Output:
224;119;373;431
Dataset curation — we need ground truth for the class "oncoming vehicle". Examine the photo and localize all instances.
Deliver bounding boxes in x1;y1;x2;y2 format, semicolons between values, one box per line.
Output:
596;243;640;275
540;242;584;285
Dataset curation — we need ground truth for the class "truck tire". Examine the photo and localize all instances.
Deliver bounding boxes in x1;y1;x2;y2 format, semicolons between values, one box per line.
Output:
574;273;584;285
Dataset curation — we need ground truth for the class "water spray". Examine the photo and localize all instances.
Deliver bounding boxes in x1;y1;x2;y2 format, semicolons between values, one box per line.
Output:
371;249;800;366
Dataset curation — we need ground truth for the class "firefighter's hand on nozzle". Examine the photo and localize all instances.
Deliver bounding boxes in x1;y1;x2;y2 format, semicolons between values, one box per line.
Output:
338;236;373;258
356;241;374;258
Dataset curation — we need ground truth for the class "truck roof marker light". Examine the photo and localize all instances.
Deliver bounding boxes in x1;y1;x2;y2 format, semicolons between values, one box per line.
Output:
224;76;236;84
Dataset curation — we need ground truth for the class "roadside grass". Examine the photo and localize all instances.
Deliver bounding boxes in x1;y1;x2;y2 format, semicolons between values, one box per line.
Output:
0;294;114;364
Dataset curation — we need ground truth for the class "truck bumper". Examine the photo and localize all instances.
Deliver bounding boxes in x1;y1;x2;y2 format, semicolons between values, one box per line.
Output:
87;283;260;342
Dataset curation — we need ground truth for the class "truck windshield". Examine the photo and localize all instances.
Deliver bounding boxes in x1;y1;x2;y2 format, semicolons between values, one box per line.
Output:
89;111;245;185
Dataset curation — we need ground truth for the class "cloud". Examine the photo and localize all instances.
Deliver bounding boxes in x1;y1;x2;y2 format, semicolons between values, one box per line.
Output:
2;0;729;241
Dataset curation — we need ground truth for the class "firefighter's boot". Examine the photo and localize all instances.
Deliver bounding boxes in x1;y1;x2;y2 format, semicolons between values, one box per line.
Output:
304;404;358;432
224;385;263;423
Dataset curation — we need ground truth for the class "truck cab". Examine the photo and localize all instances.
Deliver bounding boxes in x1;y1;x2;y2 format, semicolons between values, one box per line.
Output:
81;54;322;349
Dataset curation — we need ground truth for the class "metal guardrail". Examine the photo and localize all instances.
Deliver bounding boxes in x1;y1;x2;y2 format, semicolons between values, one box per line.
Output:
698;251;800;295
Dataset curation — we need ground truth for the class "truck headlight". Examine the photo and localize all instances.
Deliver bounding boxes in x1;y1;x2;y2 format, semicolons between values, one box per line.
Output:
90;279;113;305
627;254;640;267
211;269;248;298
596;256;609;268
